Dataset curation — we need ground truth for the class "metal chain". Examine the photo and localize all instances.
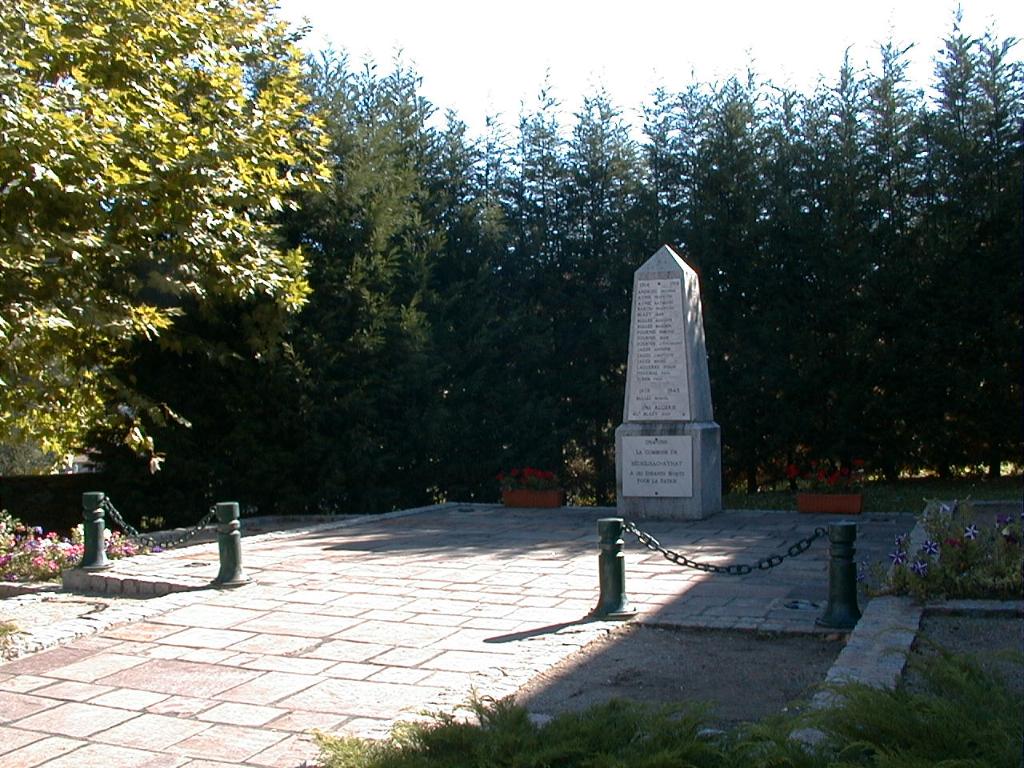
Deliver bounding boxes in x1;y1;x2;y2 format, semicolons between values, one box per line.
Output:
623;520;829;576
101;498;217;551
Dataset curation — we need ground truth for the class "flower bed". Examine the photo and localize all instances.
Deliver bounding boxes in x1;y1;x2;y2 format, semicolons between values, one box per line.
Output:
786;457;866;492
864;500;1022;601
1;510;143;583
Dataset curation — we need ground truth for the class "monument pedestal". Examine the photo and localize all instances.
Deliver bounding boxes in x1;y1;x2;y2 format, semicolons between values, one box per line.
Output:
615;421;721;520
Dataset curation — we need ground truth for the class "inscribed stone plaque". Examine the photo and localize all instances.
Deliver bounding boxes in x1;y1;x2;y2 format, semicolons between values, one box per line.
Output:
626;277;690;421
621;435;693;498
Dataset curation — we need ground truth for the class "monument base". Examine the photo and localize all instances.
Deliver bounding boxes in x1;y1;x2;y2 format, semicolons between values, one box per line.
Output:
615;421;721;520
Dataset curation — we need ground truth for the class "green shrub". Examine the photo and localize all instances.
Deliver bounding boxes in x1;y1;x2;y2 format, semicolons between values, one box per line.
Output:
808;649;1022;767
316;696;719;768
314;652;1022;768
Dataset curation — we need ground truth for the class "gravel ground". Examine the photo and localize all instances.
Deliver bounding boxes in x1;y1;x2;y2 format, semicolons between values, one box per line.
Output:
515;611;1022;729
903;614;1023;698
0;588;142;661
516;623;847;729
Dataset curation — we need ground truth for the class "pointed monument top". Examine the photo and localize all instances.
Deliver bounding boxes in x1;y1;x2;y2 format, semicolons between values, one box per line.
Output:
637;244;699;278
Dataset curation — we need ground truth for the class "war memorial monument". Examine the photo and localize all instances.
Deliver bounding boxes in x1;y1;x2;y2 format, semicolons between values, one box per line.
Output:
615;245;722;519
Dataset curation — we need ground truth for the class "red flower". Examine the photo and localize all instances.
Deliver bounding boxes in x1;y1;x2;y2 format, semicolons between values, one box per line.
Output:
945;537;962;549
499;466;560;491
785;463;800;480
852;458;866;468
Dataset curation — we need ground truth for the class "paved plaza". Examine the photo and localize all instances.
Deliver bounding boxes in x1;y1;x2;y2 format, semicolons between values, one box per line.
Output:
0;504;913;768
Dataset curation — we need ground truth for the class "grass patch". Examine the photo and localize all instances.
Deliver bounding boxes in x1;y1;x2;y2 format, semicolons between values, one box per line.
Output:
315;652;1022;767
724;475;1023;514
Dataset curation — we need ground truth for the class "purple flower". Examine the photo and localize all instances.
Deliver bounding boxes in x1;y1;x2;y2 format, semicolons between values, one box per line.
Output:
996;514;1011;527
964;524;978;541
889;550;907;566
920;540;939;556
151;546;164;553
911;560;928;577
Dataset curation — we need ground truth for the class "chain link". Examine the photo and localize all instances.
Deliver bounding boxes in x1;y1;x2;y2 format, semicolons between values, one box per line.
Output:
623;521;829;575
102;498;217;551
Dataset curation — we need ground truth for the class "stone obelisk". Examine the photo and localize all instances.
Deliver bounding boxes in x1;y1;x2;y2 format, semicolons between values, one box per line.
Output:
615;245;721;519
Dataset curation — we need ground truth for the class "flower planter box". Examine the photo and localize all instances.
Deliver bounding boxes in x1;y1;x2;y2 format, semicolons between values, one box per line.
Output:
797;492;863;515
501;489;565;508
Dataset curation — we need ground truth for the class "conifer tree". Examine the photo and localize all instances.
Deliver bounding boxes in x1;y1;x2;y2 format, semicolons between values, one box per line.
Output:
287;55;444;511
915;21;1023;476
560;91;644;501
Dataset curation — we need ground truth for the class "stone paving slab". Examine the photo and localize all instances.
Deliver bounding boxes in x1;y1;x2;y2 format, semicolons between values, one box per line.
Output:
1;504;918;767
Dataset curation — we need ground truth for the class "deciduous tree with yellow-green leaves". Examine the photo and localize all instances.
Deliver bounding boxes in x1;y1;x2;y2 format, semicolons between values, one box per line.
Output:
0;0;324;467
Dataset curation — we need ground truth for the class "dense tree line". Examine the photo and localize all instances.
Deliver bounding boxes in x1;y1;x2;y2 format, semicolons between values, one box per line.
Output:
5;5;1019;519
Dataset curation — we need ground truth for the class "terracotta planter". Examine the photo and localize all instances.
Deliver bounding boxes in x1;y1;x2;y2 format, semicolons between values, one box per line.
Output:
501;489;565;508
797;492;863;515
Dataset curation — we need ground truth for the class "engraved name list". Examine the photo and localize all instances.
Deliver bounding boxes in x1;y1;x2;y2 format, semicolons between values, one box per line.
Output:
626;277;690;421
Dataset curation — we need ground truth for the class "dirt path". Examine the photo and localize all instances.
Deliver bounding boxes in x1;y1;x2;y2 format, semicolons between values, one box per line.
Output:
515;613;1022;730
515;624;846;729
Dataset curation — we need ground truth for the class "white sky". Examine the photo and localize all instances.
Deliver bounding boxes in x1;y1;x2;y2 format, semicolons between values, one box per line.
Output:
276;0;1022;137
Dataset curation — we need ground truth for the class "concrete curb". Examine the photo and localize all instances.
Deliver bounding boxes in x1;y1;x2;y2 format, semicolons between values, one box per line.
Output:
809;595;923;709
0;581;61;599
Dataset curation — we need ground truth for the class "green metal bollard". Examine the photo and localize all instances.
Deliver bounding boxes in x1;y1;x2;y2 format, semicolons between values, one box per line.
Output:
211;502;250;588
592;517;636;619
816;521;862;629
80;492;110;571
